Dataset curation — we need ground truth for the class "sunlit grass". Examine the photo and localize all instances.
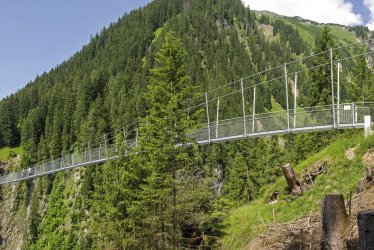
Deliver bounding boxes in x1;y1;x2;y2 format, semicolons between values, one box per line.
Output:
220;133;373;248
0;146;23;161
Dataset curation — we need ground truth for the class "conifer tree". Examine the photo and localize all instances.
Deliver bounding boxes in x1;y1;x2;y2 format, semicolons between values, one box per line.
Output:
225;152;250;204
352;49;372;102
308;26;336;106
128;31;204;249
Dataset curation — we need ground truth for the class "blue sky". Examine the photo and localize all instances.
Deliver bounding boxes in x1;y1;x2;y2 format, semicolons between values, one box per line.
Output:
246;0;374;29
349;0;371;24
0;0;372;100
0;0;151;99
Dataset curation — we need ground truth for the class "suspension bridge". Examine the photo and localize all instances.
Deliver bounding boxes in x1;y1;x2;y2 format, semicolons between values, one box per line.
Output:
1;39;374;185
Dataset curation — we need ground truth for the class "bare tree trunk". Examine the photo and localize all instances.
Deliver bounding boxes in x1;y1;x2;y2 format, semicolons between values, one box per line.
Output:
172;169;178;250
282;163;303;196
357;209;374;250
321;194;348;250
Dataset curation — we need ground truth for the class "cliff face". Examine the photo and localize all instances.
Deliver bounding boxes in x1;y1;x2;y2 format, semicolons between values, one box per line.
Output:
0;0;371;248
0;159;27;250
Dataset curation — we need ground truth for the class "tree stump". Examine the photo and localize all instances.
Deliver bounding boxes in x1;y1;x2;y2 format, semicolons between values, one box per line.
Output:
321;194;348;250
357;210;374;250
282;163;303;196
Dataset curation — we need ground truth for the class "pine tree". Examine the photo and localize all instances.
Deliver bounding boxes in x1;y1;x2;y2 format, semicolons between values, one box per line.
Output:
225;152;250;204
128;31;204;249
308;26;336;106
351;48;372;102
0;98;19;147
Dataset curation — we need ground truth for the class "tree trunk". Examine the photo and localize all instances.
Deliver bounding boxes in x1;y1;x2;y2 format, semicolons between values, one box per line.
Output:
321;194;348;250
172;169;178;250
357;209;374;250
282;163;303;196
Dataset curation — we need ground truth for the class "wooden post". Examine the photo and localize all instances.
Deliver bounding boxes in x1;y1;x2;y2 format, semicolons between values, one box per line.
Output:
321;194;348;250
282;163;303;196
357;209;374;250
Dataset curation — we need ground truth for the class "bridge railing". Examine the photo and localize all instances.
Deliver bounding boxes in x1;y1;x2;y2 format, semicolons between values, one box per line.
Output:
0;142;124;184
188;102;374;143
1;102;374;185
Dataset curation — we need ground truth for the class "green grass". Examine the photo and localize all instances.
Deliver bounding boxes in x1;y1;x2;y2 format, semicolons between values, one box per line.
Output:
272;16;357;47
281;18;321;45
270;96;284;112
0;146;23;161
328;25;358;44
219;133;374;248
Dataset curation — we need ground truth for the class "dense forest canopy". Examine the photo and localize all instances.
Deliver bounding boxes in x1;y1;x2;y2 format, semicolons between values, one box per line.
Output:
0;0;373;248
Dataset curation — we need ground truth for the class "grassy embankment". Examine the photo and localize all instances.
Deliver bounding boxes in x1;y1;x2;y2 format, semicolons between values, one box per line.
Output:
220;132;374;248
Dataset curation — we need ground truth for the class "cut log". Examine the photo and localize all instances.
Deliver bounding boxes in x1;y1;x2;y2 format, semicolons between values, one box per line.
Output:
357;210;374;250
282;163;303;196
321;194;348;250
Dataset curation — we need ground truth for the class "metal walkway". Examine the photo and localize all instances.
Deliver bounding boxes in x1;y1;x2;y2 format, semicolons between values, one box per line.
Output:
2;40;374;186
1;102;373;185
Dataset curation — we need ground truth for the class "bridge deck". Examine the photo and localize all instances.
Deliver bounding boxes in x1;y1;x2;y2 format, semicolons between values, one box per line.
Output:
0;103;373;185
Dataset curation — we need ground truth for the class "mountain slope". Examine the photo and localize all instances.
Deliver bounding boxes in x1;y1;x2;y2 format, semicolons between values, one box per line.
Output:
220;133;374;249
0;0;372;249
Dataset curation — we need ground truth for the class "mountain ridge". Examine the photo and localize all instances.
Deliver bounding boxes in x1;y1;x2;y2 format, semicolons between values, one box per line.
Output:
0;0;373;249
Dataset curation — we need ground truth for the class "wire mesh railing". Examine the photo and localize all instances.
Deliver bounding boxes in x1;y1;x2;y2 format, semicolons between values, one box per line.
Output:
188;102;374;144
1;30;374;185
0;102;373;185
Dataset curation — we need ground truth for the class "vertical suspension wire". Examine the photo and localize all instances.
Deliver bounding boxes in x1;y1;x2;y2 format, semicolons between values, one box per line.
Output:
216;98;220;139
330;48;336;128
252;86;256;133
205;92;211;143
187;102;190;135
136;128;139;147
294;74;297;128
241;78;247;137
61;153;64;168
123;127;128;156
337;62;341;125
352;102;356;127
284;63;290;132
88;142;92;162
104;134;109;159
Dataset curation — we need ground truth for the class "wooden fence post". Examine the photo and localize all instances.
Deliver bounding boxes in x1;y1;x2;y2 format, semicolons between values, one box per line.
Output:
357;209;374;250
321;194;348;250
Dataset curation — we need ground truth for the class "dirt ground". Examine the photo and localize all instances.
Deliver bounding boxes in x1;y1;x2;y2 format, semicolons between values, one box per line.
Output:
249;185;374;250
248;150;374;250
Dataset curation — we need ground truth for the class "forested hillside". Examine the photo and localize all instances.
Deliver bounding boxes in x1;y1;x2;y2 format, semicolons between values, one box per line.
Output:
0;0;373;249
